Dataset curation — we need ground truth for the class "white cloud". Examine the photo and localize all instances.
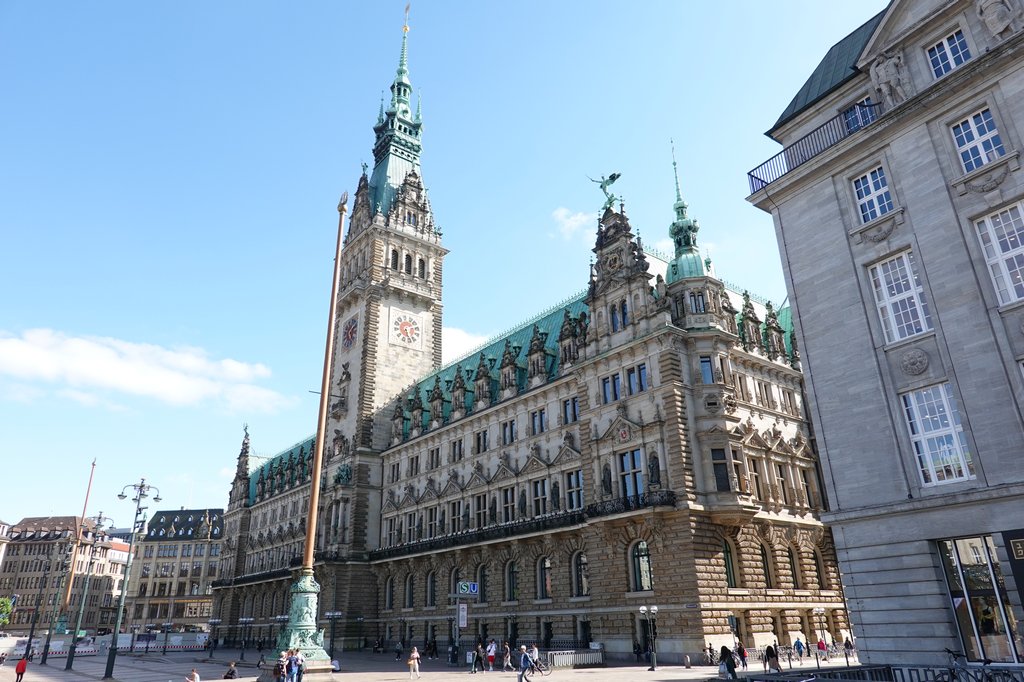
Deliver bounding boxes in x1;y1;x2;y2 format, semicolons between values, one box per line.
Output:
0;329;292;413
442;326;491;365
551;207;596;241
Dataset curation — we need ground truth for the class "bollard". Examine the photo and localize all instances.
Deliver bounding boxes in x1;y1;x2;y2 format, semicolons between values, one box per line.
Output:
685;654;691;669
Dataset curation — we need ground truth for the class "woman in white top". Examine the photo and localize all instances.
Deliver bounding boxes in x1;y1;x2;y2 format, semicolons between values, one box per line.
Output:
408;646;421;679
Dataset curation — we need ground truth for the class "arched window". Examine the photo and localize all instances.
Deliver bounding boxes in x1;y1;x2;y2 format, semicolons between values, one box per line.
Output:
631;541;654;591
449;567;461;596
505;560;519;601
417;258;426;278
572;552;590;597
390;249;399;270
537;557;552;599
724;540;738;588
760;545;775;589
813;550;828;589
477;564;489;603
385;576;394;610
788;548;801;589
404;254;413;274
426;571;436;607
405;574;416;608
620;299;629;326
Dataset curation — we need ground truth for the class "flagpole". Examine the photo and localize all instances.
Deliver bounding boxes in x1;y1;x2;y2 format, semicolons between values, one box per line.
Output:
64;459;97;608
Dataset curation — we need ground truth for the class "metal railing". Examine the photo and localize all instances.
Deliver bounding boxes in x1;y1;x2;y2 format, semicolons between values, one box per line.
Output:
748;102;884;194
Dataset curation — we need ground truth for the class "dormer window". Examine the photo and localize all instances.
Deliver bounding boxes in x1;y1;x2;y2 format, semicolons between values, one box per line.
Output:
927;29;972;79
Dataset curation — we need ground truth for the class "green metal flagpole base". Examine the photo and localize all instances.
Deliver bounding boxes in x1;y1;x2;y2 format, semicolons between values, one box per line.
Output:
276;570;331;671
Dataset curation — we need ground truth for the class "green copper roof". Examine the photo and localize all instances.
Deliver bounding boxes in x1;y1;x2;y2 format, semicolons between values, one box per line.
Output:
665;146;713;284
248;435;314;505
768;7;887;138
369;21;424;216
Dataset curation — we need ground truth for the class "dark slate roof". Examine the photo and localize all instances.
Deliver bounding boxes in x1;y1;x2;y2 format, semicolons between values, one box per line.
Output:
143;508;223;542
9;516;81;541
768;7;887;137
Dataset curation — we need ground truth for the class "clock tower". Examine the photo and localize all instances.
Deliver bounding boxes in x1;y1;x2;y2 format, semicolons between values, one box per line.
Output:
321;14;446;554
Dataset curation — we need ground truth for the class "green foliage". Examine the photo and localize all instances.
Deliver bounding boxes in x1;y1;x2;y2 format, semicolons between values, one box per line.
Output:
0;597;11;627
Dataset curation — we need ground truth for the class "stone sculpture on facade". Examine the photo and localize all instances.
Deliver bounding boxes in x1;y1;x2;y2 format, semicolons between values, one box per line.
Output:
589;172;621;211
871;51;909;107
977;0;1018;38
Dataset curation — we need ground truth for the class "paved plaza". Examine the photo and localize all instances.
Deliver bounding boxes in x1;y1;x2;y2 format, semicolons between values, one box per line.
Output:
0;649;857;682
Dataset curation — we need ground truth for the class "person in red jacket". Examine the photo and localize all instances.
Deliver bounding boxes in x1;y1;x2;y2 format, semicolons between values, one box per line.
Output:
15;656;27;682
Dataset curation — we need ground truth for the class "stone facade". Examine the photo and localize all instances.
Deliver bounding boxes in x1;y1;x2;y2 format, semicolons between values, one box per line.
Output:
212;19;848;662
748;0;1024;666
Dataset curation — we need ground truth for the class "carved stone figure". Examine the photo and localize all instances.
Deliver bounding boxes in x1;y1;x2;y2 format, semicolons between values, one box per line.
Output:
871;52;909;108
518;489;527;515
648;455;661;486
977;0;1017;38
551;481;561;510
602;464;613;495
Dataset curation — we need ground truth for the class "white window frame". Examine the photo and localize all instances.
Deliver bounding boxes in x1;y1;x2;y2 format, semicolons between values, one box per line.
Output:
852;166;895;224
951;108;1006;174
565;470;583;510
869;250;934;343
976;202;1024;305
901;383;975;486
927;29;972;79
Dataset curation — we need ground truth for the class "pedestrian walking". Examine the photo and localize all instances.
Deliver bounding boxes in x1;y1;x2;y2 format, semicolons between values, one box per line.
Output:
184;668;201;682
502;641;513;671
736;644;748;670
408;645;421;679
516;646;531;682
720;646;737;680
15;657;27;682
395;640;404;661
487;639;497;671
794;637;805;662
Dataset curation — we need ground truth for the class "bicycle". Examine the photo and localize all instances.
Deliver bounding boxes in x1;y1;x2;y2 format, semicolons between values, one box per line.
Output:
934;648;1015;682
524;657;552;678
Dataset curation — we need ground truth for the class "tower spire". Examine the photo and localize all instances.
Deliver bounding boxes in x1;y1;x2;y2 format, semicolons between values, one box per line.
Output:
665;141;711;283
671;138;682;203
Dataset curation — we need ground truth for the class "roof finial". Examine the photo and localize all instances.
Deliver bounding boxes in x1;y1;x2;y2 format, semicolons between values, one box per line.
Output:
404;2;411;33
671;138;682;202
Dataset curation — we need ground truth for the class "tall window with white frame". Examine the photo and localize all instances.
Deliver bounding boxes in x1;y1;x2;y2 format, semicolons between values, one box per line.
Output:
976;202;1024;304
853;166;894;224
562;397;579;424
901;383;975;486
927;29;972;79
869;251;933;343
502;487;515;523
843;96;878;133
952;108;1005;173
532;479;548;516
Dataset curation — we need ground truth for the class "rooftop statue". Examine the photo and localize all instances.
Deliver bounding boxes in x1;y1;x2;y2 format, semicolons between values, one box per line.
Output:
590;172;621;211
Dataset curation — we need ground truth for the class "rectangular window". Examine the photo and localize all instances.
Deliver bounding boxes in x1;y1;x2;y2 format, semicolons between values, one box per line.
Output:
610;305;620;332
389;462;400;484
475;494;487;528
781;388;798;416
976;202;1024;304
711;448;731;492
428;447;441;470
733;373;750;402
619;449;644;498
531;409;547;435
699;356;714;384
427;507;438;538
501;419;517;445
450;439;464;462
777;464;790;504
843;96;878;133
853;166;894;224
450;500;463;532
563;397;579;424
902;383;975;486
409;455;420;476
627;363;648;394
566;470;583;510
406;512;417;542
952;108;1005;173
755;380;774;408
502;487;516;523
386;518;398;546
532;479;548;516
870;251;934;342
928;29;972;78
474;429;489;454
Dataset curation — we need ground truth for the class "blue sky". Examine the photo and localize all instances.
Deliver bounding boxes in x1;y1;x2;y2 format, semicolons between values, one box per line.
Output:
0;1;889;522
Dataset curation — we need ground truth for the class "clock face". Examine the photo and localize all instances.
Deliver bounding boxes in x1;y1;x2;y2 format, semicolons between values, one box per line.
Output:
393;314;421;344
342;317;358;349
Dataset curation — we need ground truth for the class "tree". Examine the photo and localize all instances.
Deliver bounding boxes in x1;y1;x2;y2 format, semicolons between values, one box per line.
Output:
0;597;12;628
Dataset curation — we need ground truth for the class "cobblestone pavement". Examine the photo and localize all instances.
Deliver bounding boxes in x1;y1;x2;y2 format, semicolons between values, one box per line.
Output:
0;649;858;682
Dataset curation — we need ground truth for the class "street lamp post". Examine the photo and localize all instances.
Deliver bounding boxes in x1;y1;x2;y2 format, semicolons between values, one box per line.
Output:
67;513;114;670
638;605;658;671
238;616;254;660
103;478;161;679
208;618;222;659
356;616;365;651
40;536;74;665
161;621;173;654
325;611;343;661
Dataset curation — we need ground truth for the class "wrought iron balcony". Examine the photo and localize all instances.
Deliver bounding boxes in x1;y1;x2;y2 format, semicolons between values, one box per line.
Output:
748;102;884;194
369;490;677;561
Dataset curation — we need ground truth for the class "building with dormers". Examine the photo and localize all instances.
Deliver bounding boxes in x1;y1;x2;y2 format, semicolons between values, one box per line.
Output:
125;508;223;634
213;18;849;660
748;0;1024;667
